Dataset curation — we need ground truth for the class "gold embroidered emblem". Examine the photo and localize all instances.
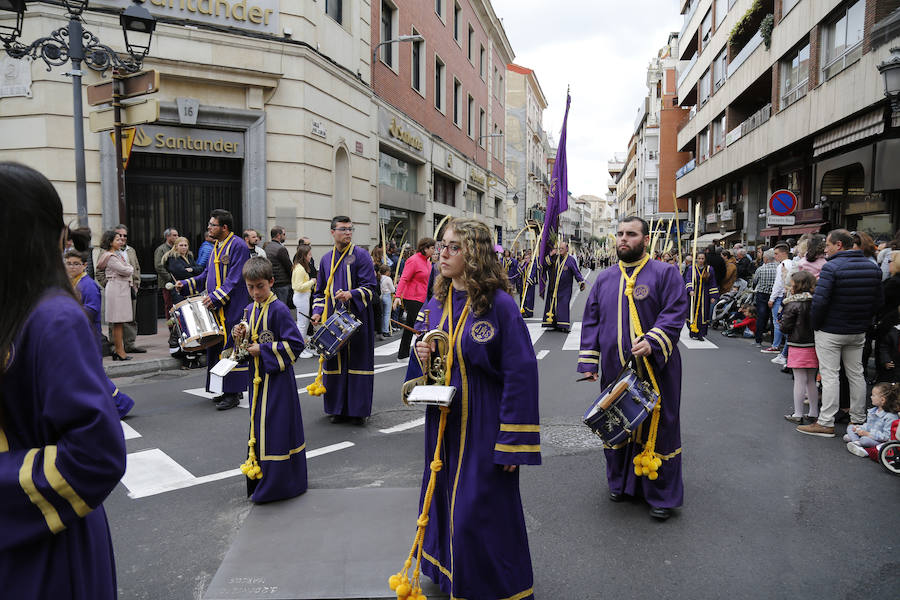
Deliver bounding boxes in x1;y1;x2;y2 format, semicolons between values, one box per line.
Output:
633;284;650;300
258;330;274;344
470;320;495;344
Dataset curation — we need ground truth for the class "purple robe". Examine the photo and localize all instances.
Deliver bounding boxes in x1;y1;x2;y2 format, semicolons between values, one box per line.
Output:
542;253;584;332
74;274;134;418
311;245;377;417
578;258;688;509
404;288;540;600
504;257;521;294
684;264;719;339
520;260;539;318
243;296;308;503
0;293;126;599
179;232;251;395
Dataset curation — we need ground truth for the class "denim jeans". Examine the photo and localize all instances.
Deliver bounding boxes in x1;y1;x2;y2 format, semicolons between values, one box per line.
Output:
771;296;784;348
754;292;770;344
381;293;391;334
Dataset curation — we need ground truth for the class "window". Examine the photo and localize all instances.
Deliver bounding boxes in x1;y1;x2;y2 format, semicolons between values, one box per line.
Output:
453;2;461;42
699;68;711;105
712;113;726;151
453;78;461;126
479;108;485;146
782;0;800;16
781;42;810;108
411;31;424;94
701;9;712;46
435;0;443;19
698;127;710;162
713;48;727;90
498;74;503;99
715;0;726;27
381;2;395;67
434;173;456;206
379;152;418;193
494;197;503;219
493;126;504;161
434;55;445;112
467;94;474;137
326;0;342;24
479;45;485;79
466;189;483;214
468;25;474;62
822;0;864;80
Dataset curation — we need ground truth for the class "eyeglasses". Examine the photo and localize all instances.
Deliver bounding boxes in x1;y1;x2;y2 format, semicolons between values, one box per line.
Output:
333;227;354;232
208;222;221;228
435;242;462;256
64;261;83;267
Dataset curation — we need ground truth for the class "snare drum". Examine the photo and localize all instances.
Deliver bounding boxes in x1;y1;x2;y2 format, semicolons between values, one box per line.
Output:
309;308;362;360
171;296;224;351
583;367;659;447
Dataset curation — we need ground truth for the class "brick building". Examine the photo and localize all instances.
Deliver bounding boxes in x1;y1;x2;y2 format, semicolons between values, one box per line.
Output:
370;0;513;246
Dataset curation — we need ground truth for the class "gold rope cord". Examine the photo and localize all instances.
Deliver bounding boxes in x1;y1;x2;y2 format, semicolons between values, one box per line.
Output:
240;294;275;480
306;243;354;396
618;256;664;480
389;294;470;600
545;254;567;322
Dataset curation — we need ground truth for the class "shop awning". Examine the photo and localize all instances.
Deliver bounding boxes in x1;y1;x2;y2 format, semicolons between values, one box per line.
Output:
694;231;736;245
758;222;826;237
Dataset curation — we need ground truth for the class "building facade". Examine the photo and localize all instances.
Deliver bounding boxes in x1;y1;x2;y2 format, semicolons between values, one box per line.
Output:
674;0;900;245
1;1;378;267
371;0;513;248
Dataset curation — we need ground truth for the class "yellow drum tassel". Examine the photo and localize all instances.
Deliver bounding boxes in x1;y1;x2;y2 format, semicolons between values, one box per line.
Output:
306;355;327;396
241;373;264;480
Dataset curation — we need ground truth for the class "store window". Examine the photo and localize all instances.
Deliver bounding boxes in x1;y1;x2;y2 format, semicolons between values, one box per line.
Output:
822;0;864;81
379;152;418;193
434;172;456;206
780;42;810;109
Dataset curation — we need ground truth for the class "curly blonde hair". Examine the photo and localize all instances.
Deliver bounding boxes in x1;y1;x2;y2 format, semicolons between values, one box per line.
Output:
433;218;510;316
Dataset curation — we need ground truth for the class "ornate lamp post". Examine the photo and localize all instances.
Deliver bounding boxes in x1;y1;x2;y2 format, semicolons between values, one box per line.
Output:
0;0;156;227
877;47;900;114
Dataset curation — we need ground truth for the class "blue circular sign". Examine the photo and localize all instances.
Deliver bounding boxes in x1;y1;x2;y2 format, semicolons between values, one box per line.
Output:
769;189;797;216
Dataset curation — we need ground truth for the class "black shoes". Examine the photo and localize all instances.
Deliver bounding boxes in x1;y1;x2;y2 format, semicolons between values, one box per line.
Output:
329;415;366;425
329;415;347;424
649;507;672;520
126;346;147;353
608;492;626;503
112;354;132;361
351;417;367;426
834;411;851;424
215;394;240;411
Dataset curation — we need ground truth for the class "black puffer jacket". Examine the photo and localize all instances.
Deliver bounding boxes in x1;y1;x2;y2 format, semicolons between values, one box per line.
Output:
811;250;883;334
780;294;814;347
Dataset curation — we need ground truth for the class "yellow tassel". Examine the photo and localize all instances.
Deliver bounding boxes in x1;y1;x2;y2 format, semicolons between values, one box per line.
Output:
388;575;400;590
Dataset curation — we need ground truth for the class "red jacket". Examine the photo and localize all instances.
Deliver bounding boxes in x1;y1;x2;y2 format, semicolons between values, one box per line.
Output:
396;252;431;303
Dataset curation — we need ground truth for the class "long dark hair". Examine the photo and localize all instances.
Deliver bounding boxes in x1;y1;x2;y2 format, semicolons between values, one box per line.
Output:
0;163;75;373
293;243;312;272
805;234;825;262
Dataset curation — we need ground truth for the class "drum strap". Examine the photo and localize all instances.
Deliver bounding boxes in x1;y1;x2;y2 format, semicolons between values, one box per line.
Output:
390;295;469;598
307;243;354;396
240;294;276;481
618;255;664;480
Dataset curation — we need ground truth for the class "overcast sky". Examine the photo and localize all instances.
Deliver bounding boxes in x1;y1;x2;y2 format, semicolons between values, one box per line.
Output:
492;0;683;198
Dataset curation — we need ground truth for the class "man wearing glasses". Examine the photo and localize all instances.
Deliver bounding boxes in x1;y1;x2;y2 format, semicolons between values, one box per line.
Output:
176;209;251;411
310;216;378;425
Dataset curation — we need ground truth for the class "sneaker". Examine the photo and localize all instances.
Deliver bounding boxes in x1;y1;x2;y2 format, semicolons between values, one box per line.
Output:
771;355;787;365
784;414;804;424
796;423;835;437
761;346;780;353
846;442;869;457
299;349;315;359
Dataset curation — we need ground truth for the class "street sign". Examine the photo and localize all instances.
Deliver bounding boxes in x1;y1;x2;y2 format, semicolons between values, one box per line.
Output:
89;99;160;133
108;127;137;169
768;189;798;216
86;70;160;106
767;215;796;226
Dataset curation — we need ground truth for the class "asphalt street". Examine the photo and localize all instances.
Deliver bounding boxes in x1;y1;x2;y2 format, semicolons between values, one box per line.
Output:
106;268;900;599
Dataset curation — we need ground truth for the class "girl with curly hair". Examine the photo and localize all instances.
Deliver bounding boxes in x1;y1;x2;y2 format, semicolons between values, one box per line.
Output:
400;218;539;600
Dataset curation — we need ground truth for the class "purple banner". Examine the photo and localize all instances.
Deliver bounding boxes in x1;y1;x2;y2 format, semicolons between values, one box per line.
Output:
539;93;571;291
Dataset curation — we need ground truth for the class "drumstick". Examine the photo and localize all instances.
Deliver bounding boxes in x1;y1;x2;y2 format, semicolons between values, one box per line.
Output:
390;319;419;335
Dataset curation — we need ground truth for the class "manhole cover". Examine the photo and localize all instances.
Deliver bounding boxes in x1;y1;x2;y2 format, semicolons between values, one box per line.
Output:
541;423;603;454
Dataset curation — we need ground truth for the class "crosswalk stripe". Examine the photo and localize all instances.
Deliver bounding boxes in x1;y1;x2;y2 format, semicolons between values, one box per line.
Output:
378;417;426;434
679;325;718;349
536;350;549;360
374;339;401;356
527;322;546;346
562;323;582;351
121;421;141;440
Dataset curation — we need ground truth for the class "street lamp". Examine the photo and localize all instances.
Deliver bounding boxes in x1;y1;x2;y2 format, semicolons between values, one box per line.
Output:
0;0;156;227
372;34;425;66
876;46;900;113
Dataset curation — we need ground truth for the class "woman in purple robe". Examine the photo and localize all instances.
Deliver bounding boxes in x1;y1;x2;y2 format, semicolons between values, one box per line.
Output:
578;217;688;520
684;252;719;340
404;218;540;600
0;162;126;599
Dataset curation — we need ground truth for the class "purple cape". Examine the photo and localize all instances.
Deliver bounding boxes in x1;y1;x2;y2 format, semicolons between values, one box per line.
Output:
243;296;308;503
0;293;126;599
312;245;377;417
404;288;539;600
578;259;689;508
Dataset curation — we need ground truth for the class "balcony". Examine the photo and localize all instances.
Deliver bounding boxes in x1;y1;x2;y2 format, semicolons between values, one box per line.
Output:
675;158;696;179
679;0;700;42
739;103;771;137
677;52;698;90
727;30;763;79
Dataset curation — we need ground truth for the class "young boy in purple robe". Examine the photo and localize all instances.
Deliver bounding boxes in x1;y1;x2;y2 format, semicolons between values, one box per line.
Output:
542;242;585;332
400;218;540;600
310;216;378;425
578;216;688;520
1;162;126;599
237;257;308;503
684;251;719;340
66;248;134;419
176;209;250;411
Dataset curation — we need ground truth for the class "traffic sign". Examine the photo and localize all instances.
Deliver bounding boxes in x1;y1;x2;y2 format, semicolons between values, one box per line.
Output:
768;189;798;216
89;99;160;133
767;215;796;226
86;70;160;106
108;127;137;170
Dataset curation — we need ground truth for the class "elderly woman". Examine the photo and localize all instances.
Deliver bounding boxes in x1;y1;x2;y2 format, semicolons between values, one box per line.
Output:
393;236;436;360
164;236;199;303
401;218;539;600
96;229;135;361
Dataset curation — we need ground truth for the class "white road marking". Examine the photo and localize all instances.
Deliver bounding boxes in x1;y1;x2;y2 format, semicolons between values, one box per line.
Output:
679;325;718;349
536;350;549;360
121;421;141;440
527;322;547;346
183;389;252;408
562;322;583;351
374;339;402;356
378;417;426;434
122;442;356;499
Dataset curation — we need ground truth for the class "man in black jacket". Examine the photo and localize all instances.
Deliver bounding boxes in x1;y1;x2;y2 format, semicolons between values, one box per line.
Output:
264;225;294;305
797;229;882;438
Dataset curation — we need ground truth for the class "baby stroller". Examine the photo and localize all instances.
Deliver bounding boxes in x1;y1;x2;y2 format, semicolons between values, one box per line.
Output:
710;279;751;330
